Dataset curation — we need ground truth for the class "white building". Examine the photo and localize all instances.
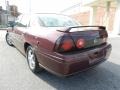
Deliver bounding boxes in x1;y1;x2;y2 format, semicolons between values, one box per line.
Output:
62;0;120;35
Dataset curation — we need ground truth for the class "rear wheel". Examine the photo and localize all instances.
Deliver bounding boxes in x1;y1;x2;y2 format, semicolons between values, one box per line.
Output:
6;33;13;46
26;46;43;73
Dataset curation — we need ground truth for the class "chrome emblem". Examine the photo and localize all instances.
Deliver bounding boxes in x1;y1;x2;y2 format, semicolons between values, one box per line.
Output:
94;39;98;44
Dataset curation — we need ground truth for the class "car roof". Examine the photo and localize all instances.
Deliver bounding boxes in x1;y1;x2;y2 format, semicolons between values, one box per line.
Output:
19;13;69;18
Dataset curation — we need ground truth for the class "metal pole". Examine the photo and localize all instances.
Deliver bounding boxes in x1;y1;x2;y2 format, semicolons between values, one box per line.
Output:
29;0;31;14
5;0;8;24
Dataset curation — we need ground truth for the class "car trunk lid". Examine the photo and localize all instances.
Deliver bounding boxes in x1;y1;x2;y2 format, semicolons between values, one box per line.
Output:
56;26;108;51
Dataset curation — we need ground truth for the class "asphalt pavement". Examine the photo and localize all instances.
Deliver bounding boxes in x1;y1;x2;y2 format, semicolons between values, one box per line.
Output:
0;30;120;90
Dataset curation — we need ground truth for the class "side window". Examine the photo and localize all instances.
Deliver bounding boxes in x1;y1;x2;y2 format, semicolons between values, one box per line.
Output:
30;16;45;27
30;17;40;27
16;15;30;27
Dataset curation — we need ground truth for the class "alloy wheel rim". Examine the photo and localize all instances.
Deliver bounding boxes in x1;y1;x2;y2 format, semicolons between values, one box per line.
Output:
7;34;12;45
27;49;36;70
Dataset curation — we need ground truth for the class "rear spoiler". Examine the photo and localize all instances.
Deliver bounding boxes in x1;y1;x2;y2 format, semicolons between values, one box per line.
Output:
65;26;106;32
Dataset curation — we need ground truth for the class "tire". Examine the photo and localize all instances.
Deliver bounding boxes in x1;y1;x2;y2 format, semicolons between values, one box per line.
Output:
26;46;43;73
6;33;13;46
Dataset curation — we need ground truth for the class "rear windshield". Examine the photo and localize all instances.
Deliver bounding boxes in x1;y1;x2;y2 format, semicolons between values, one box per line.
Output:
38;14;80;27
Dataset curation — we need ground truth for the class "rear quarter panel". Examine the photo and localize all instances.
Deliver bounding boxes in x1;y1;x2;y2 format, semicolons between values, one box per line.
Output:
24;27;64;52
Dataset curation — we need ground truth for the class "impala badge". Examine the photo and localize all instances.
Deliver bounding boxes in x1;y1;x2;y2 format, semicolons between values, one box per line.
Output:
94;39;98;44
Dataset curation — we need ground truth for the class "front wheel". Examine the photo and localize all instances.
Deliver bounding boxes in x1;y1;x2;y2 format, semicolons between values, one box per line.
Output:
6;33;14;46
26;46;43;73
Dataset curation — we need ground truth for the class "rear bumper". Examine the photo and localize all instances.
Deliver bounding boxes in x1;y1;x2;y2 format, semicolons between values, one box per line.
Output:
36;44;112;77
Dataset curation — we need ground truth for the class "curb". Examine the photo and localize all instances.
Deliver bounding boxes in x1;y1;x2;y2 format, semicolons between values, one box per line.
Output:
0;29;8;30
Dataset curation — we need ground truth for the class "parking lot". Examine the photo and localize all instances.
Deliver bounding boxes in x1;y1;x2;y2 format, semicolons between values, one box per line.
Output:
0;30;120;90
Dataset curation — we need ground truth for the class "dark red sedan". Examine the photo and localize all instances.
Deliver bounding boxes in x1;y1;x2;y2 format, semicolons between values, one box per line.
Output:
6;14;112;77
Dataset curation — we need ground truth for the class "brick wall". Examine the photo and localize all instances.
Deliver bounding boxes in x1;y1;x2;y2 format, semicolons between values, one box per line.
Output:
109;7;116;31
71;11;90;25
70;7;116;31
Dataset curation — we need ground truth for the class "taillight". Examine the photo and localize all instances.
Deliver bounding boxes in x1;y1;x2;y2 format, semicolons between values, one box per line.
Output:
100;29;108;38
54;36;86;52
103;38;107;42
76;39;85;49
54;36;74;52
61;39;73;51
99;30;108;42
